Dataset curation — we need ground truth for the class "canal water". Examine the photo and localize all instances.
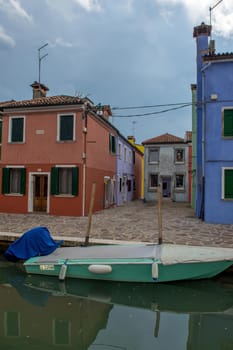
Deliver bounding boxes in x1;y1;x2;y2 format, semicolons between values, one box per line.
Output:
0;262;232;350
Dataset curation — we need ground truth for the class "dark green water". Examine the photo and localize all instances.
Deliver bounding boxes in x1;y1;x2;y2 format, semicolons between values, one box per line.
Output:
0;262;232;350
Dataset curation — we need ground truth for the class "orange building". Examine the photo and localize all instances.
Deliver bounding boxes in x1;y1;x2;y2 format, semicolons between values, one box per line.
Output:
0;82;117;216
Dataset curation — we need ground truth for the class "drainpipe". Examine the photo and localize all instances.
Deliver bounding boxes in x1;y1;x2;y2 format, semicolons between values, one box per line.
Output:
200;62;211;219
82;108;88;216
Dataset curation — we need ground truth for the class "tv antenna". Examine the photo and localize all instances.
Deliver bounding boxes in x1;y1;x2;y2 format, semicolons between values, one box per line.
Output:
209;0;224;36
38;43;48;84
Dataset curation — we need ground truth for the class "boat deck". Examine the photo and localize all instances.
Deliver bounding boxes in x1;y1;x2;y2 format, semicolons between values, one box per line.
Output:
36;244;159;263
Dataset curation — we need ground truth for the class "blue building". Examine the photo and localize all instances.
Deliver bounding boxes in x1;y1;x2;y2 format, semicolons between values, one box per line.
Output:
193;22;233;223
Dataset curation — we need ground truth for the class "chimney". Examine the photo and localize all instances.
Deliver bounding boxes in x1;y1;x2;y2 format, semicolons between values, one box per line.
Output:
96;104;112;120
127;135;135;144
184;131;192;143
31;81;49;99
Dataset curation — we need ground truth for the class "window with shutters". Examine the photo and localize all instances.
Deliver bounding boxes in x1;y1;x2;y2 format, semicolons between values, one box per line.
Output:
175;148;184;163
175;174;185;190
149;174;158;190
57;114;75;141
109;134;116;154
223;108;233;137
51;166;79;196
2;167;26;195
9;116;25;143
222;168;233;199
149;148;159;163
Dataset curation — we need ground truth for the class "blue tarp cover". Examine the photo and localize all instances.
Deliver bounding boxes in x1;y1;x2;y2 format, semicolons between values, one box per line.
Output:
4;226;63;262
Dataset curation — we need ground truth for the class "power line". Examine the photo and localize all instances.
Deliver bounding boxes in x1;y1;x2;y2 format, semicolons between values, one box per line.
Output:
111;97;233;118
112;103;192;118
112;102;192;111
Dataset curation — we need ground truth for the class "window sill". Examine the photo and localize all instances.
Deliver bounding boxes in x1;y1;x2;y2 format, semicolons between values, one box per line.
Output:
174;188;185;192
4;193;23;196
148;188;157;192
56;140;76;143
8;142;25;144
54;194;75;198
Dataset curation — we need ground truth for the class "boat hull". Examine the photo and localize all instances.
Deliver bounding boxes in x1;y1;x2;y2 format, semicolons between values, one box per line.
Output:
24;258;233;283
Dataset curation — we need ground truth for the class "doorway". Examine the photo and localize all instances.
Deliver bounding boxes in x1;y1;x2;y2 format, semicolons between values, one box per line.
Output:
33;175;48;212
161;176;171;197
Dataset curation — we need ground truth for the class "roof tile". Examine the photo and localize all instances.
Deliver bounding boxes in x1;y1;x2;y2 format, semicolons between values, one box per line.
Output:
142;133;184;145
1;95;91;109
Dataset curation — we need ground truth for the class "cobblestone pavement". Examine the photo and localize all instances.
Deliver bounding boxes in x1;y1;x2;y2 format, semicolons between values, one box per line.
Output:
0;199;233;248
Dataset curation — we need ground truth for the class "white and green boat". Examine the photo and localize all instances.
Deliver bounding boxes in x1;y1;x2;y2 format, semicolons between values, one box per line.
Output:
24;243;233;283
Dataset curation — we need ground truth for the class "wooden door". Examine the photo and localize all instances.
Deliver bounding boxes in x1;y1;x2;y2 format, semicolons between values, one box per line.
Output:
33;175;48;212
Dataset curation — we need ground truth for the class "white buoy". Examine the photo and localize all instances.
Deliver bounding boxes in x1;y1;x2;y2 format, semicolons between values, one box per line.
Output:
59;263;67;280
88;264;112;274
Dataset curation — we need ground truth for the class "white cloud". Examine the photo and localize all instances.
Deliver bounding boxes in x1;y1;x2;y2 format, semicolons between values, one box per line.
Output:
157;0;233;37
0;0;32;22
0;25;15;46
73;0;101;12
49;37;78;48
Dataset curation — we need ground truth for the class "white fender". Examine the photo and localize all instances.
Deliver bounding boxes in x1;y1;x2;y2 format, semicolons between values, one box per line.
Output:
88;264;112;274
152;262;158;281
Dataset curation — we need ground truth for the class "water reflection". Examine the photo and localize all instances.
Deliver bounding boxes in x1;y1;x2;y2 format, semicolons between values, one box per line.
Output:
0;262;232;350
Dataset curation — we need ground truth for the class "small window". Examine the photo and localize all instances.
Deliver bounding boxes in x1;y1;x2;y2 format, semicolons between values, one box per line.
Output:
175;174;184;189
118;143;122;159
149;174;158;189
109;134;116;154
119;177;122;192
223;109;233;137
2;167;26;195
51;166;79;196
124;147;127;161
127;179;132;191
128;150;132;163
58;114;75;141
9;117;25;143
149;148;159;163
175;149;184;163
223;168;233;199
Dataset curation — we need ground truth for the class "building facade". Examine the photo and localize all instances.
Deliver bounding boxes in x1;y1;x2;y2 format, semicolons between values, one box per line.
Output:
194;23;233;223
0;82;118;216
115;135;134;206
143;133;191;202
127;136;144;200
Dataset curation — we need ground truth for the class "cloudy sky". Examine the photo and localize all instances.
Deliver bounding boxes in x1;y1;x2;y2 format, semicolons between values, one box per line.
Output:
0;0;233;143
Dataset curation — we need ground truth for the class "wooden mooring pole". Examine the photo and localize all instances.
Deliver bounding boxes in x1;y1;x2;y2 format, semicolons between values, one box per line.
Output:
157;184;163;245
84;182;96;246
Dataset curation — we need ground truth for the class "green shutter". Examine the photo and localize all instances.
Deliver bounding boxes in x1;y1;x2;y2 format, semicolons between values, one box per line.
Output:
51;167;59;195
112;135;116;153
109;134;111;152
109;134;116;154
2;168;10;194
224;110;233;137
60;115;74;141
12;118;24;142
224;169;233;199
72;167;79;196
20;168;26;195
0;119;2;143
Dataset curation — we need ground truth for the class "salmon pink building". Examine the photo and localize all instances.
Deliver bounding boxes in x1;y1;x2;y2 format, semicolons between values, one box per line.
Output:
0;82;118;216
